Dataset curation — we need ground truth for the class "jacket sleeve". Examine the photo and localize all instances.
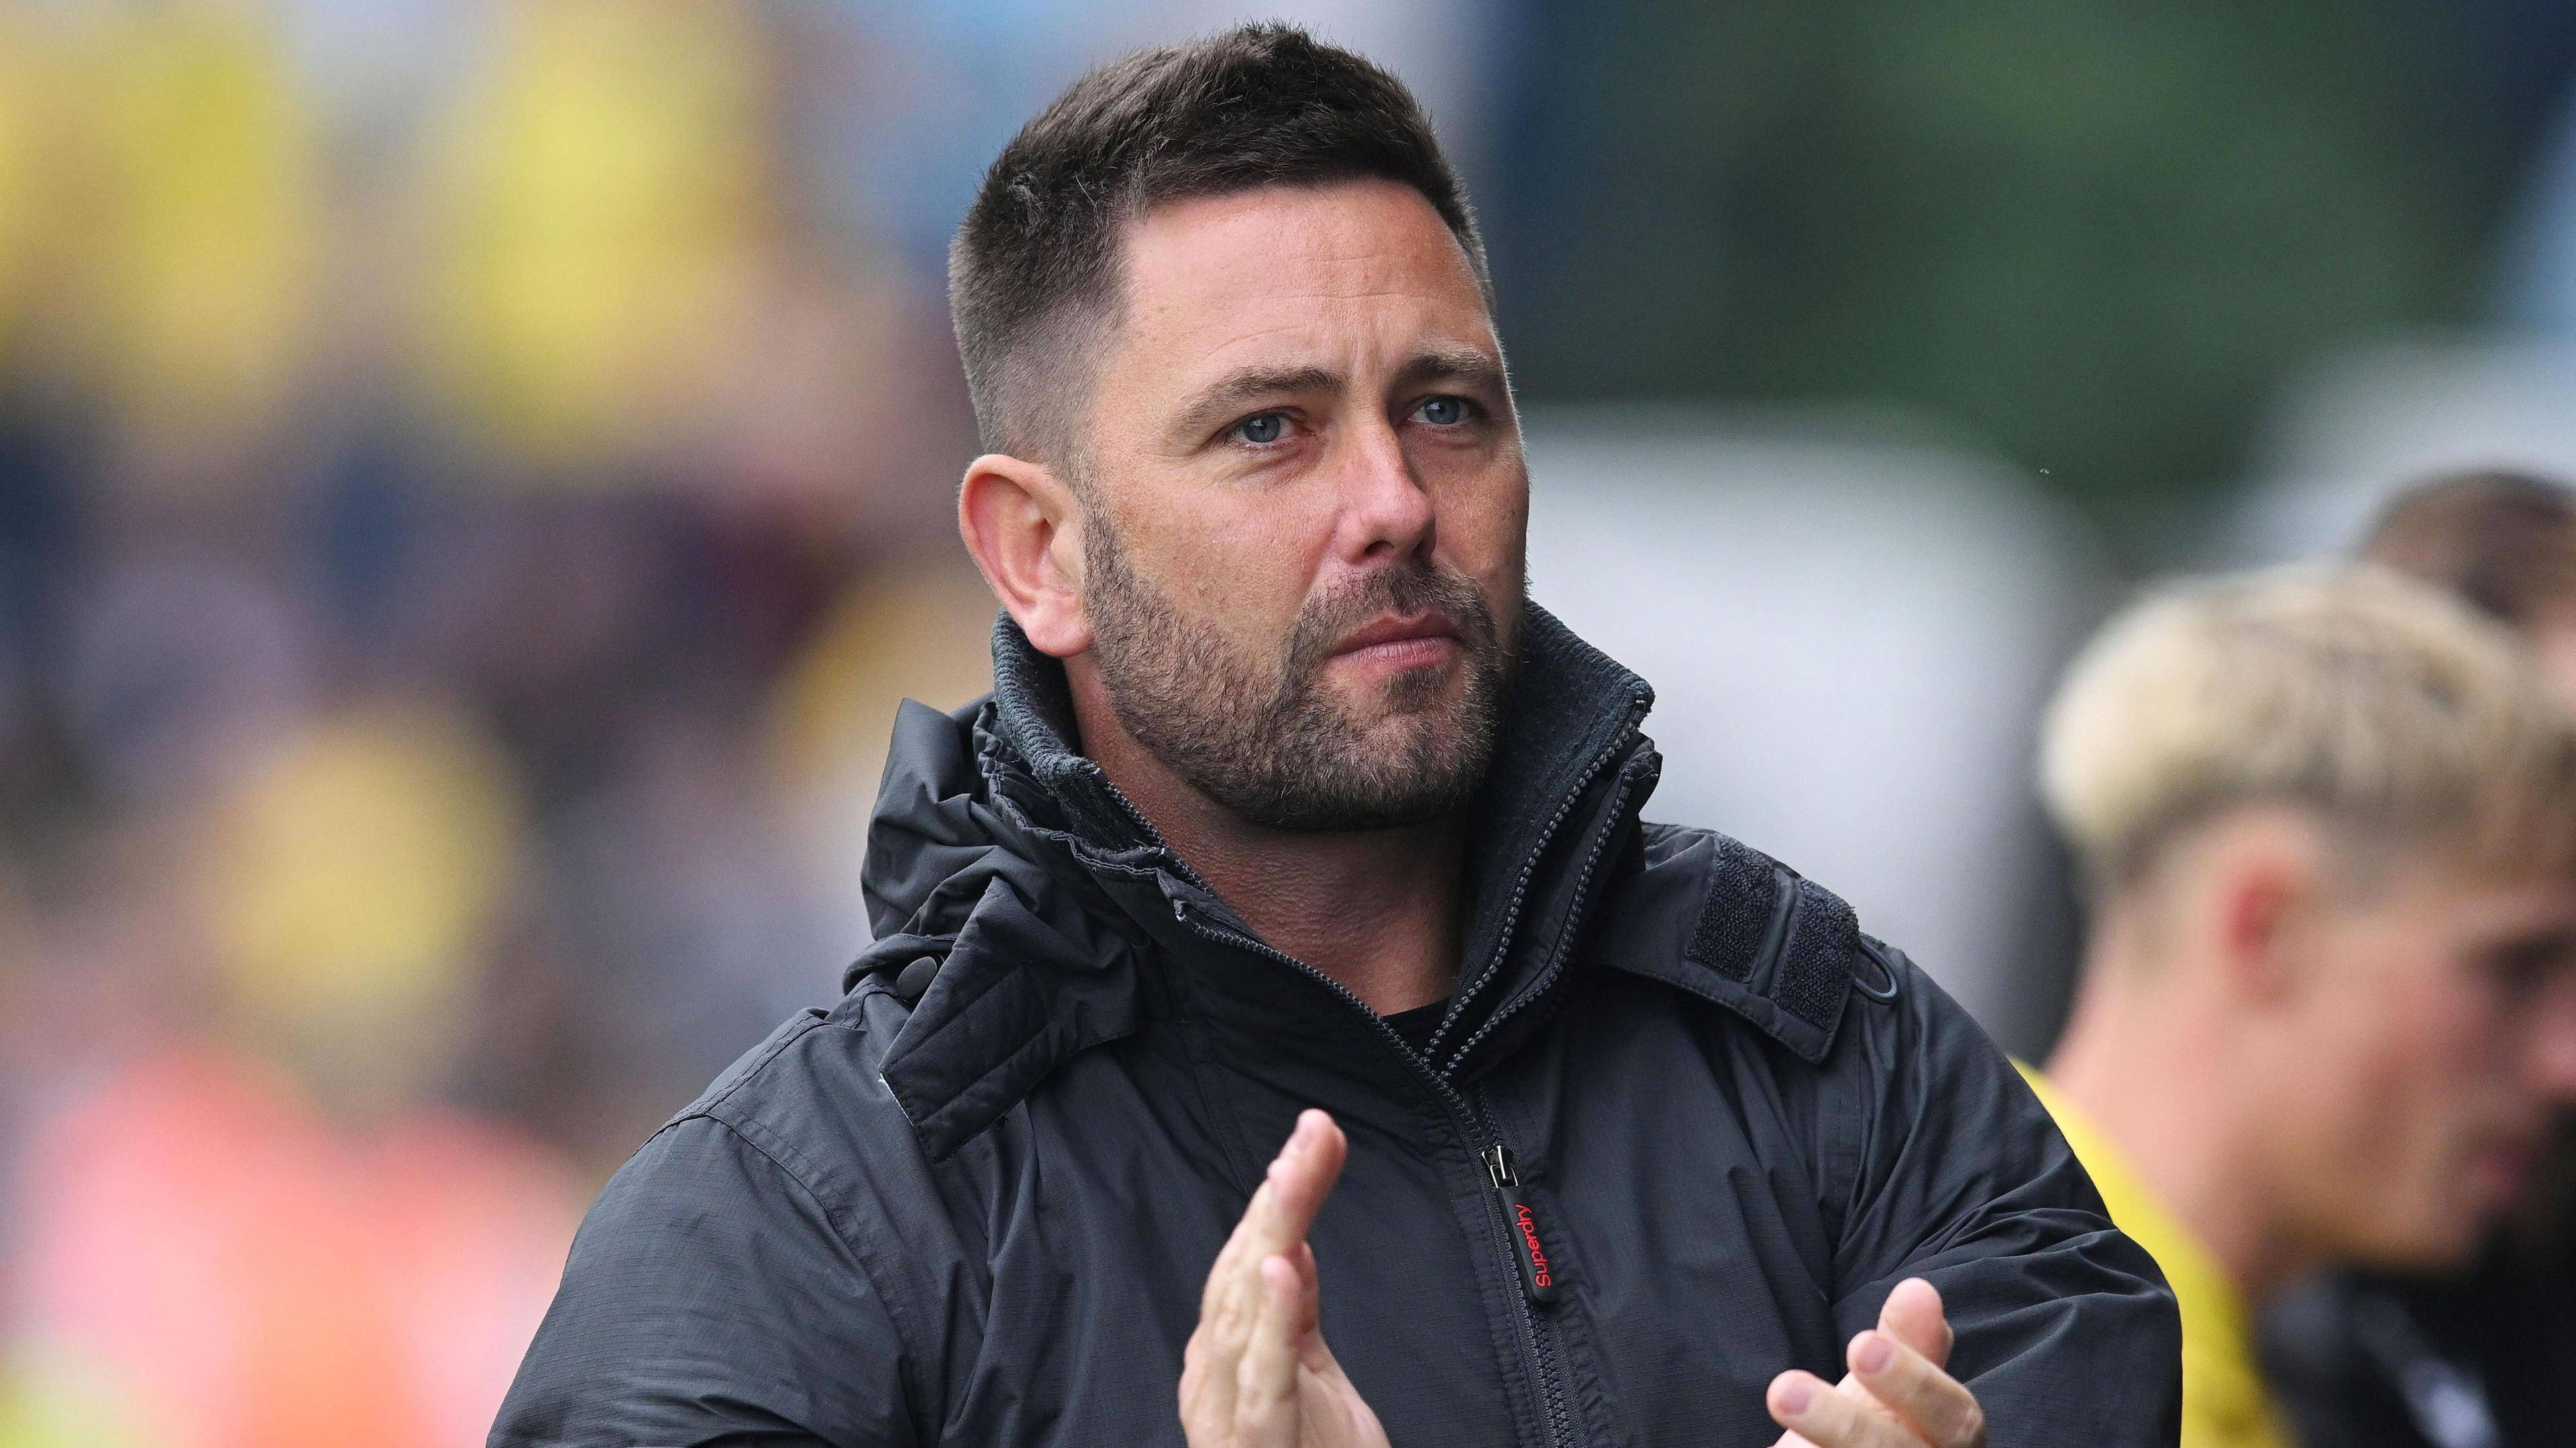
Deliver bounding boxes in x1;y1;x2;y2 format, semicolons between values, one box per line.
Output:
490;1113;920;1448
1823;948;2181;1446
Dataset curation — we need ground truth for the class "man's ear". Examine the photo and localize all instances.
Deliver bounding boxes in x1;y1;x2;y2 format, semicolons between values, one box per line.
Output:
2208;812;2328;1007
959;452;1092;659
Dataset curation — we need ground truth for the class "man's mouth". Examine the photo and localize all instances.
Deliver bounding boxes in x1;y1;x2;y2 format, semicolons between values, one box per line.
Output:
1330;611;1463;670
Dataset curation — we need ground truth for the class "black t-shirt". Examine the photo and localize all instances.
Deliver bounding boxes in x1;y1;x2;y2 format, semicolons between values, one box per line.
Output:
1383;1000;1449;1056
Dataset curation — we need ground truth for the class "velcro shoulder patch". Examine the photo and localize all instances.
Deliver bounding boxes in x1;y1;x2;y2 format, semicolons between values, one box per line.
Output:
1776;878;1858;1032
1669;834;1864;1061
1685;834;1781;983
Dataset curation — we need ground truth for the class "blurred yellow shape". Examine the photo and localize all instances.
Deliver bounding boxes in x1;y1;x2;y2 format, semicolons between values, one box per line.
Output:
52;2;319;449
763;556;1000;805
0;1339;151;1448
200;699;521;1096
0;15;44;370
417;0;771;471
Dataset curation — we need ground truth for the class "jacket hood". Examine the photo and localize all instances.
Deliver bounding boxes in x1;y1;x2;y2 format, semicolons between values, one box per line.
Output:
852;603;1660;1158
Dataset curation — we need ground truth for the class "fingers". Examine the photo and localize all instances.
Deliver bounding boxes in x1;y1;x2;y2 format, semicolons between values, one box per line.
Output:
1769;1280;1978;1448
1202;1113;1346;1301
1180;1307;1238;1440
1199;1112;1346;1334
1845;1329;1984;1448
1288;1243;1338;1374
1181;1111;1350;1446
1231;1255;1308;1444
1768;1369;1911;1448
1183;1252;1307;1447
1876;1278;1952;1370
1269;1110;1347;1234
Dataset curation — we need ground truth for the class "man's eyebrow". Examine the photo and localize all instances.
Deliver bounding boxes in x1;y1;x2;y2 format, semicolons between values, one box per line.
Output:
1392;346;1505;393
1173;364;1343;439
1170;347;1507;441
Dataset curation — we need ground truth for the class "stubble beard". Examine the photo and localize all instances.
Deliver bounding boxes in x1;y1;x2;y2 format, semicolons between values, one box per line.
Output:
1082;512;1517;833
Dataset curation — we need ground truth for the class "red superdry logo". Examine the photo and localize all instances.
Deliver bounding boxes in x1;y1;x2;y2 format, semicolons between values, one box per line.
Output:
1513;1203;1553;1288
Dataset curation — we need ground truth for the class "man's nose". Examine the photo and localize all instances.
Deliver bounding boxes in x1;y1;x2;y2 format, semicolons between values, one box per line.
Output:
1329;413;1434;563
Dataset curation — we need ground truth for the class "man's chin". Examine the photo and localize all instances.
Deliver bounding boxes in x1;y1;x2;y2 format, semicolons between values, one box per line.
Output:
1326;700;1481;760
1240;716;1495;833
2461;1139;2537;1219
1320;659;1474;722
2369;1158;2530;1271
2346;1214;2485;1276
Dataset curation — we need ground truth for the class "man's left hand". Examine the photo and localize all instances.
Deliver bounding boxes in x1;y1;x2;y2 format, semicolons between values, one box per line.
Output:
1765;1278;1986;1448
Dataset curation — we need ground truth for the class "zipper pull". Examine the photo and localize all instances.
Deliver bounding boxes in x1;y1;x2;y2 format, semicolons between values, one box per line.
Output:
1483;1143;1560;1306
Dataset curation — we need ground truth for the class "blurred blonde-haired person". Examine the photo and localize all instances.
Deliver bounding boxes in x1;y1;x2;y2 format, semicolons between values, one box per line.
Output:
2025;564;2576;1448
2257;469;2576;1448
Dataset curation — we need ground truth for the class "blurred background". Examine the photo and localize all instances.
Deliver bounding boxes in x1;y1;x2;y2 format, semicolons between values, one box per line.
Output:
3;1;2576;1443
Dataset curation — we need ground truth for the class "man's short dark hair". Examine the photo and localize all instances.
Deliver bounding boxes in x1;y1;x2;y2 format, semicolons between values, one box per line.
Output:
2363;468;2576;628
948;23;1487;462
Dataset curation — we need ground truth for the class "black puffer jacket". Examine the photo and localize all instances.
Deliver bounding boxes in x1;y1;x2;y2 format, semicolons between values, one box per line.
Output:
494;610;2180;1447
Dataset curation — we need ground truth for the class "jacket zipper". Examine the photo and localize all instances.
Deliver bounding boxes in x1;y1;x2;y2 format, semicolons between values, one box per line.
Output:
1425;696;1653;1071
1445;746;1654;1448
1442;747;1654;1095
1478;1125;1572;1448
1482;1141;1560;1306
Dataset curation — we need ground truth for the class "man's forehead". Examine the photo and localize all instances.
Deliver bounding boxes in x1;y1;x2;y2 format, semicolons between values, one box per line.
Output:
1116;180;1493;356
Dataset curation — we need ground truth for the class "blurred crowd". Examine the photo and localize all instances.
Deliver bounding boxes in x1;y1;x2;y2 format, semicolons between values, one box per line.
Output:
0;3;1005;1442
3;1;2576;1446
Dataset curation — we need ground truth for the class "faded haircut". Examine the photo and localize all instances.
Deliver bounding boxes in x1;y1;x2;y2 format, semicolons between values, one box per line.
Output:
2040;563;2576;895
947;22;1488;464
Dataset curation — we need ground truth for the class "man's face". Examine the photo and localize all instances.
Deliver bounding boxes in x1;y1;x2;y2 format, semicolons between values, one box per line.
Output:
1065;178;1527;830
2279;853;2576;1268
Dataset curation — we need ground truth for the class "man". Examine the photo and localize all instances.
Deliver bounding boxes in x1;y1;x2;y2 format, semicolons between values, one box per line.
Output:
494;25;2177;1447
2259;469;2576;1448
2027;564;2576;1448
2366;469;2576;712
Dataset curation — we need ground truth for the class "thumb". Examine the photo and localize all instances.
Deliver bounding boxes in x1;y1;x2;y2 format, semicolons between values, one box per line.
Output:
1877;1278;1953;1370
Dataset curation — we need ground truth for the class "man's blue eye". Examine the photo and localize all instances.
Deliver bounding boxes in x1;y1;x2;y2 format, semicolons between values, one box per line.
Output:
1418;396;1468;425
1236;413;1284;445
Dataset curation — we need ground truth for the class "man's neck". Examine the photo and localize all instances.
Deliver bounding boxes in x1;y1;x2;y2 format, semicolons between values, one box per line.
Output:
2044;939;2317;1302
1071;693;1464;1017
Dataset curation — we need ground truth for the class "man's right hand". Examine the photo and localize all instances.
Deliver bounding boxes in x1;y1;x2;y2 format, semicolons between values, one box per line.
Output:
1766;1279;1988;1448
1180;1110;1389;1448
